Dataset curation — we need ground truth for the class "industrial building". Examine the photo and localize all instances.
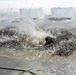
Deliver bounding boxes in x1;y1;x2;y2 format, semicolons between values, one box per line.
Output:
51;7;75;20
20;8;44;19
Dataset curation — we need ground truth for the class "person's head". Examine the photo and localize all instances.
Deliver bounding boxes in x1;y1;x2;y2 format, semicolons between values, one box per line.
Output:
45;36;51;41
45;36;55;46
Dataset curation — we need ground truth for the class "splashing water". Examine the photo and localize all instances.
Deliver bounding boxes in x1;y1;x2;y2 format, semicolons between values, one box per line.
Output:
17;18;53;46
0;18;76;58
0;16;76;75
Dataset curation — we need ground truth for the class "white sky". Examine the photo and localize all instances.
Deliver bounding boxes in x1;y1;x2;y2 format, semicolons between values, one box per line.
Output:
0;0;76;8
0;0;76;14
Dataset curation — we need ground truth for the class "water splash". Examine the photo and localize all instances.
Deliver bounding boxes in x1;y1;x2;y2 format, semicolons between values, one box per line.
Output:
17;18;53;46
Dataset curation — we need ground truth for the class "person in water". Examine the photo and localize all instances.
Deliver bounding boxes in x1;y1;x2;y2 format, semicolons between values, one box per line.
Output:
44;36;55;47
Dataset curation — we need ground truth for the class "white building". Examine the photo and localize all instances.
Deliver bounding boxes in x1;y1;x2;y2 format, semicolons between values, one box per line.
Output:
51;7;75;19
20;8;44;19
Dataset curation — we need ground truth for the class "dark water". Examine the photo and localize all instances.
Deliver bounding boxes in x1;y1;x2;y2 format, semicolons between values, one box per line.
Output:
0;18;76;57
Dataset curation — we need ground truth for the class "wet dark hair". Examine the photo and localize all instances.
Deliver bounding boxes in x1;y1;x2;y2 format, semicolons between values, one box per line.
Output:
45;36;55;46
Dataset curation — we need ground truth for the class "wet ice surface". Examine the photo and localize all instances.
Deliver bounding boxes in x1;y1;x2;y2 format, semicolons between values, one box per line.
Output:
0;55;76;75
0;18;76;75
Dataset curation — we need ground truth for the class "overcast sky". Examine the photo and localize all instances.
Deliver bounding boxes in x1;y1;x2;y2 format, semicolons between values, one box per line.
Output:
0;0;76;8
0;0;76;14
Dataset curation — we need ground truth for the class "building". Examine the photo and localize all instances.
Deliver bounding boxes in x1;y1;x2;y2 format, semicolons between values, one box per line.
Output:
20;8;44;19
51;7;75;20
